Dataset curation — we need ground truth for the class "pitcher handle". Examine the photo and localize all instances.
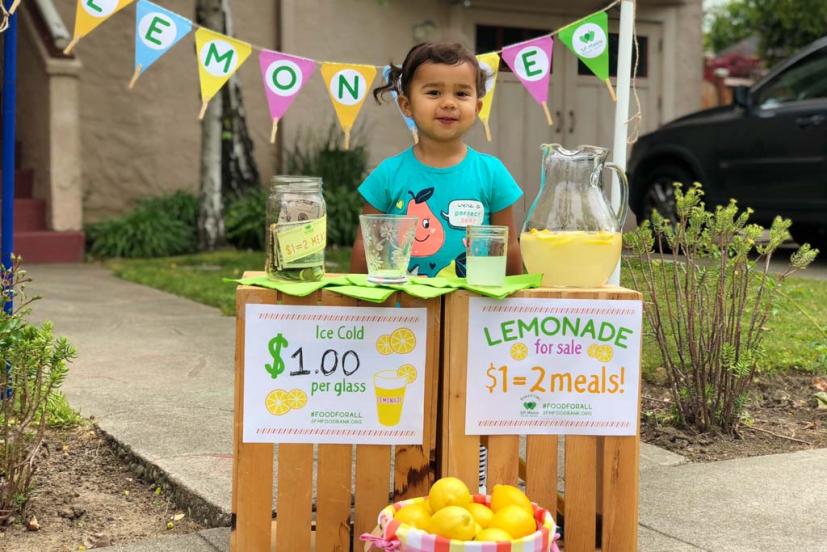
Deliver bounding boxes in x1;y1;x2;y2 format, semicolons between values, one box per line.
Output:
605;162;629;228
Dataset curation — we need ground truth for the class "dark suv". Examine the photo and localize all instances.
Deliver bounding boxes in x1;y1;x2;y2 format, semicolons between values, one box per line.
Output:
629;36;827;249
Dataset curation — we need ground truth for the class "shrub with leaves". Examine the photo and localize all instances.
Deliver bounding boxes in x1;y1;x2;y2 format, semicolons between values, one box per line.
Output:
0;257;77;521
225;188;267;251
624;184;818;433
86;191;199;258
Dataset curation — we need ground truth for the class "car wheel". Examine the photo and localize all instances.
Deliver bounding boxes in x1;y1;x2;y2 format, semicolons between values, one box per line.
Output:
792;224;827;252
638;165;693;227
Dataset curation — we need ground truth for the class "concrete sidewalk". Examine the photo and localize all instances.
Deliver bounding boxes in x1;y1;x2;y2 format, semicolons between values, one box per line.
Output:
27;264;827;551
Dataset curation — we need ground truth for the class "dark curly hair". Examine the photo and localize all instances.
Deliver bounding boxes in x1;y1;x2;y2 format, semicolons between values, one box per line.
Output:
374;42;487;103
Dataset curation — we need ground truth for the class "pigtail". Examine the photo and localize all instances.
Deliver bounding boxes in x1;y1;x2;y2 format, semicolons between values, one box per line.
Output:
373;63;403;104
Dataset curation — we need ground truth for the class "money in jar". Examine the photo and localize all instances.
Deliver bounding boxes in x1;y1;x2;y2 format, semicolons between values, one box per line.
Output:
265;176;327;281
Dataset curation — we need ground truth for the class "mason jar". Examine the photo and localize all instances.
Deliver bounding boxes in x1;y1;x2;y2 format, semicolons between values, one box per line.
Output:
265;176;326;281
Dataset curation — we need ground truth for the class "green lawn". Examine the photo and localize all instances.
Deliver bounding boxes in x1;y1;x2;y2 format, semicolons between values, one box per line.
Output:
105;248;827;375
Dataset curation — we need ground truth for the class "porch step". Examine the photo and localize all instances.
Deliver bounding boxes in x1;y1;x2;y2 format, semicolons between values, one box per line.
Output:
1;230;86;263
0;167;34;198
11;198;47;231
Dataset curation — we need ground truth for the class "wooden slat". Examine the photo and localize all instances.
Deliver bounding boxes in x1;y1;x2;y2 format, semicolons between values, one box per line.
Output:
487;435;520;487
394;293;440;500
440;291;480;490
526;435;557;514
601;436;639;551
564;436;598;552
275;292;319;552
232;285;277;552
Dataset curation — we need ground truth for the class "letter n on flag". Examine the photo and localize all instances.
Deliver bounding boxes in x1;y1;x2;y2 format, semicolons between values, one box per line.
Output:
320;62;377;150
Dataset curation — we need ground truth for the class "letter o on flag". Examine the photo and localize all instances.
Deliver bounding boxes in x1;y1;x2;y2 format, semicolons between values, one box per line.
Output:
139;13;177;50
82;0;119;17
266;60;302;97
200;40;238;77
330;69;365;106
515;46;549;82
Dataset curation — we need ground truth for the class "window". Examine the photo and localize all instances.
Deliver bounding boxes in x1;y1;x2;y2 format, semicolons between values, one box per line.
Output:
576;33;648;78
754;46;827;109
476;25;552;72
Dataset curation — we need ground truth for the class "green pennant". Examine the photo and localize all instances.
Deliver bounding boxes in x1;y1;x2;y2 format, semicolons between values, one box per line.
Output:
559;11;610;81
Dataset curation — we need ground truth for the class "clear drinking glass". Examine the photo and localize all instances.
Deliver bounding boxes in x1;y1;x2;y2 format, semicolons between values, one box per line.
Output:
466;225;508;287
359;214;418;284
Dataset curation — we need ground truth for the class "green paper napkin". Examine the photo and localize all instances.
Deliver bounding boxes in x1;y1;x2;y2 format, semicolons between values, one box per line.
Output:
224;274;350;296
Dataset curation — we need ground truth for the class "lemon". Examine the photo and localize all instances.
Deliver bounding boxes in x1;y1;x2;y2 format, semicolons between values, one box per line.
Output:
264;389;290;416
475;527;513;542
394;503;431;530
490;505;536;539
587;343;599;358
375;334;393;355
285;389;307;410
427;506;476;541
397;364;417;384
510;342;529;361
490;484;533;516
465;502;495;528
390;327;416;354
428;477;472;512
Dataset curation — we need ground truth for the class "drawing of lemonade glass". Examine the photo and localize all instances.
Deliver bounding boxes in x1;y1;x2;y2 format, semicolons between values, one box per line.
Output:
373;365;417;426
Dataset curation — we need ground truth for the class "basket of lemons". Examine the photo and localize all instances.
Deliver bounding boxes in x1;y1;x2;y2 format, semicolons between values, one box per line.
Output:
362;477;558;551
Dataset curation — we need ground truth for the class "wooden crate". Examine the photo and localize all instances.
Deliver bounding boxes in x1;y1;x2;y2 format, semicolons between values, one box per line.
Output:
231;274;441;551
441;288;642;552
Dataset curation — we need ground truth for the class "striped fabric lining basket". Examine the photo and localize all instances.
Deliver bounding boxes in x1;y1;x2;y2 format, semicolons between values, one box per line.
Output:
364;494;558;552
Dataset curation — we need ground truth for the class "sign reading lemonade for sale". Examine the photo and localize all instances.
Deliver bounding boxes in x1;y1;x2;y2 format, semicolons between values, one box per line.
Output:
243;304;427;445
466;297;642;436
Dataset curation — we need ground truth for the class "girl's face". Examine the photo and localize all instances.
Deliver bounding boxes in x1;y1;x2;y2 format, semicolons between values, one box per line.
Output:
398;61;483;143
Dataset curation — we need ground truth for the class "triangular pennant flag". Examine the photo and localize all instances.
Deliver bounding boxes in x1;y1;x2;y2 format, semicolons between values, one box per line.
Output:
382;65;418;144
320;62;377;150
259;50;316;143
559;12;615;101
476;52;501;142
501;35;554;126
64;0;135;54
194;28;252;119
130;0;192;89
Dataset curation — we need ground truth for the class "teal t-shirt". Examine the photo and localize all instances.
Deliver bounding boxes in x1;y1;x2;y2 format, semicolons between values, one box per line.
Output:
358;146;523;277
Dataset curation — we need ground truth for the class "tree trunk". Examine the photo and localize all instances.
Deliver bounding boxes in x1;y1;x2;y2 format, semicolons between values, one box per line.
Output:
196;0;226;250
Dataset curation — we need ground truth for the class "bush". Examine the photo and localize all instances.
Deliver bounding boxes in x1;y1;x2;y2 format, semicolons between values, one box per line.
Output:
225;188;267;251
0;257;77;521
87;191;198;258
286;125;368;246
624;184;818;433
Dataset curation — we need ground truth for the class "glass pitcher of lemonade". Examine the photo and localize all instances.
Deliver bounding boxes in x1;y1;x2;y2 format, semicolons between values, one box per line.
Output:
521;144;629;288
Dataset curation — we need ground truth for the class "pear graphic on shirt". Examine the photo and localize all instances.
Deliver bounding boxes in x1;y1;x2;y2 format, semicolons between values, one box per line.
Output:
405;187;445;257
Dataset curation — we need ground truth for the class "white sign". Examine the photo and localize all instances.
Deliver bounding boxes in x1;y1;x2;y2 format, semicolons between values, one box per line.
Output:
244;304;427;445
466;297;642;436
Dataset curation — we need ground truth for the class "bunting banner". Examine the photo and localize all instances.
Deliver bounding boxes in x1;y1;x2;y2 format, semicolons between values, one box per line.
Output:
320;62;377;150
259;51;316;143
501;35;555;126
559;12;615;101
476;52;500;142
64;0;134;54
382;65;418;144
130;0;192;89
194;28;252;119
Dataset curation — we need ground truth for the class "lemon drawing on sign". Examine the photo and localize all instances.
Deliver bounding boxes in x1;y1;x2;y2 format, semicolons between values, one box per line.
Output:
587;343;599;358
510;342;528;361
265;389;290;416
285;388;307;410
397;364;417;384
376;334;393;355
596;344;614;362
390;327;416;354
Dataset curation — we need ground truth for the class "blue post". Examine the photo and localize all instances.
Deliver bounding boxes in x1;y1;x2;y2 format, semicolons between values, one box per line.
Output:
2;0;17;315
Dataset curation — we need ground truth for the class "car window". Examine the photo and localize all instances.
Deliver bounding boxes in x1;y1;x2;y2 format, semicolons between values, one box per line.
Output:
755;46;827;109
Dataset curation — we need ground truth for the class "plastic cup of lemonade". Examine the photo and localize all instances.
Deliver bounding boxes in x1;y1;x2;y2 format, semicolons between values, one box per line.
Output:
465;225;508;287
373;370;408;426
360;214;418;284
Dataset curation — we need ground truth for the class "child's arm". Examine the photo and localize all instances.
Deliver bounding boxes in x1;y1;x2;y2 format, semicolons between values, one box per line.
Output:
349;203;383;273
490;206;523;275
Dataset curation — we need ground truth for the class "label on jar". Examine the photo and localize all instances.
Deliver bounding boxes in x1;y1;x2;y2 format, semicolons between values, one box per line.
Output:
277;215;327;263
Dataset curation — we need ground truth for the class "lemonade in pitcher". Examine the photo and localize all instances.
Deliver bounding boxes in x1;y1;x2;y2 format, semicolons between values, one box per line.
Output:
521;144;629;288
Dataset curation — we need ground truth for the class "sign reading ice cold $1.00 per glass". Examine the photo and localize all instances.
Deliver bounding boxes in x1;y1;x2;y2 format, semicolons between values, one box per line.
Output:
243;304;427;445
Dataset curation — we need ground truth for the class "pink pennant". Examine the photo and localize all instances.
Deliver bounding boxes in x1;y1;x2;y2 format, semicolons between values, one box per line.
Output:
258;50;316;142
501;35;555;125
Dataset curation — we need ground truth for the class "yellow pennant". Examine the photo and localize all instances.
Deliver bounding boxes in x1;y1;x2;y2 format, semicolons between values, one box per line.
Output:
476;52;501;142
64;0;134;54
320;62;377;150
194;28;252;119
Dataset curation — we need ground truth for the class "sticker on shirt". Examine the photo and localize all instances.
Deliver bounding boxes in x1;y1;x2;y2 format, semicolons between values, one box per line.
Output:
441;200;485;228
405;187;445;257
